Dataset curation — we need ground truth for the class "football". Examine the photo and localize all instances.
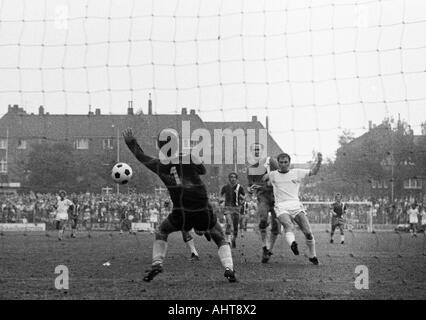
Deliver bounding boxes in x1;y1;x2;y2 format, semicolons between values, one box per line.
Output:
111;162;133;184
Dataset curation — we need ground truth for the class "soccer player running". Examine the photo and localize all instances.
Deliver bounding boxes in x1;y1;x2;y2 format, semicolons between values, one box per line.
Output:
54;190;74;241
265;152;322;265
123;128;236;282
220;172;245;248
330;193;347;244
69;197;80;238
247;142;280;263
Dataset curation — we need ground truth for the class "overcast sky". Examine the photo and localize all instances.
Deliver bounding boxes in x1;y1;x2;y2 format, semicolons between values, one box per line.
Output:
0;0;425;162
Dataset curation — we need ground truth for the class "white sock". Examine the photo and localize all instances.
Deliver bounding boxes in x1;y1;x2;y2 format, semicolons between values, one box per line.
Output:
152;240;168;266
340;235;345;242
285;232;295;246
218;244;233;270
268;233;278;252
306;238;316;258
185;239;198;256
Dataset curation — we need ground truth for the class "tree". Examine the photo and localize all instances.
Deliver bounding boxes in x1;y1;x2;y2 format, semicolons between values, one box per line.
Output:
338;129;355;147
24;142;78;193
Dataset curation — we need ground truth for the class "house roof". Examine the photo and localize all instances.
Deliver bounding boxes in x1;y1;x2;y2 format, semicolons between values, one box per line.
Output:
204;120;284;156
0;111;206;144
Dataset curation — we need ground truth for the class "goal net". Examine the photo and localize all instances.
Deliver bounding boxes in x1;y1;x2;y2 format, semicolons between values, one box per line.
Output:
0;0;425;165
302;201;375;231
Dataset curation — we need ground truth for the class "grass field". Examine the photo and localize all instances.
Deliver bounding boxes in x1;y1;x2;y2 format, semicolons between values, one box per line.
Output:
0;228;424;300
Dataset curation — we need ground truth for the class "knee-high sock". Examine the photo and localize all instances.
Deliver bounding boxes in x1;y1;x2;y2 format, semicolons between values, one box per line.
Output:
185;239;198;255
260;229;267;247
152;240;168;266
306;238;316;258
285;232;295;246
218;244;233;270
267;233;278;252
340;234;345;242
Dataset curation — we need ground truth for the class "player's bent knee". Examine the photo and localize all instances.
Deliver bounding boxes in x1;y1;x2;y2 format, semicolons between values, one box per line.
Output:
305;233;313;240
155;231;168;241
182;232;192;243
259;220;268;230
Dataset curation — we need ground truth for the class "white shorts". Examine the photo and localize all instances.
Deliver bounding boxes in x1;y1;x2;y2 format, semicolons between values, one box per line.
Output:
409;217;418;224
275;201;306;219
55;213;68;221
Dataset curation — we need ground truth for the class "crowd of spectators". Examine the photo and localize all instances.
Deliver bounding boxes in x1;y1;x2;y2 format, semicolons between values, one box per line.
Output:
0;191;259;226
0;191;423;227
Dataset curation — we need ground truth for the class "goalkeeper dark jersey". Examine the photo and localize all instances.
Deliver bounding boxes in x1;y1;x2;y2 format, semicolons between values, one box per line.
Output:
125;139;208;211
331;202;346;218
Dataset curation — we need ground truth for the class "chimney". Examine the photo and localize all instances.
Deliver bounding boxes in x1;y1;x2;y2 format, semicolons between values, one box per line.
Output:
181;108;187;115
252;115;257;122
190;109;195;115
88;104;93;115
266;116;269;132
39;105;44;115
127;101;134;115
148;93;152;115
8;104;12;113
368;120;372;131
95;108;101;116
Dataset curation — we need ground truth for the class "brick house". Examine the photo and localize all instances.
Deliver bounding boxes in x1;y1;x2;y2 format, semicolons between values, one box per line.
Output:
0;102;284;194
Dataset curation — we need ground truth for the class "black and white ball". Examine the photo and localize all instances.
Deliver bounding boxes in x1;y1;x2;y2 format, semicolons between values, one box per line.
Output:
111;162;133;184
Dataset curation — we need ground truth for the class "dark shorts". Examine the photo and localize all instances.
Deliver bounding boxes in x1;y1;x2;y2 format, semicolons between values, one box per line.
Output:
55;220;67;230
167;204;217;232
70;218;78;229
332;217;345;229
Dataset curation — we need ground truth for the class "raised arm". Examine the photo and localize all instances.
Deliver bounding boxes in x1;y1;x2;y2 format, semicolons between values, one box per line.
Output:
122;128;159;173
309;152;323;176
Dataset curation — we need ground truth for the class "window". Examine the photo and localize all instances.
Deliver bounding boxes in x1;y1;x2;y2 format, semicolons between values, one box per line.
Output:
17;139;27;149
404;178;423;189
0;159;7;173
371;179;389;189
103;138;113;150
0;139;7;149
75;138;89;150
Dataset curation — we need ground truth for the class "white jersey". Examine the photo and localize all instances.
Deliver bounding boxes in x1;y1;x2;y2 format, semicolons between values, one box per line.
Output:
407;207;419;224
56;198;73;221
149;209;159;223
269;169;310;217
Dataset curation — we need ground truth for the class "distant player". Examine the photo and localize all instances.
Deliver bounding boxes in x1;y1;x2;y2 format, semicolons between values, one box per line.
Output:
247;142;280;263
239;198;249;236
330;193;347;244
82;202;92;238
54;190;74;241
69;197;80;238
119;201;130;234
220;172;245;248
266;152;322;265
407;203;419;237
123;128;236;282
